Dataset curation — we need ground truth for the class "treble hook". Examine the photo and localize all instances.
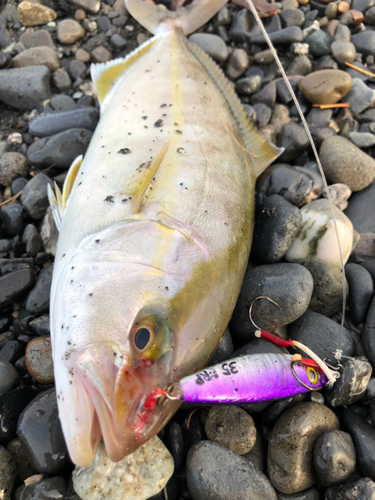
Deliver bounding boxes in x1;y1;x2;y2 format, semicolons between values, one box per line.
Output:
248;296;282;330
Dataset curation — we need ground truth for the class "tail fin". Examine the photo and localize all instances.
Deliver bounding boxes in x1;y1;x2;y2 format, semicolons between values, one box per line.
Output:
125;0;228;35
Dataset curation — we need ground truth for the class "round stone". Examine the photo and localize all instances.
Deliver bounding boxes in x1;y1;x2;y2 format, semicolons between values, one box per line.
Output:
226;48;249;80
205;406;256;455
25;337;54;384
346;263;373;325
331;40;356;64
0;360;19;395
298;69;352;104
0;153;28;187
18;1;57;26
189;33;228;62
57;19;85;44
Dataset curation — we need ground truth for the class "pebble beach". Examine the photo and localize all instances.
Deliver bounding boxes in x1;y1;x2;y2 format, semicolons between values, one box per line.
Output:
1;0;375;499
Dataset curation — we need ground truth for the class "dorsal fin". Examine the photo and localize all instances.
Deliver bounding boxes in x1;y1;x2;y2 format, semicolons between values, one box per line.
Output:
48;155;82;231
187;39;283;177
124;139;172;213
91;36;158;106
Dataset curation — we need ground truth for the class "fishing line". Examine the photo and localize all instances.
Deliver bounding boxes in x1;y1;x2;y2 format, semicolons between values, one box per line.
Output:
245;0;347;345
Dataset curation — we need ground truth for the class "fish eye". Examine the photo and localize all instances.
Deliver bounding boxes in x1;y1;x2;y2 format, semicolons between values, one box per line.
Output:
306;366;318;385
134;327;152;351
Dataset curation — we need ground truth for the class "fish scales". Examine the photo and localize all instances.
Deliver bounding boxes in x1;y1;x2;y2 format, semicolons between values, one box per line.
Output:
49;3;281;468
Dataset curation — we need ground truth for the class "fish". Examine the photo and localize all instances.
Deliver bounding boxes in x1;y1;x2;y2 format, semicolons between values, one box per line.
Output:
48;0;283;468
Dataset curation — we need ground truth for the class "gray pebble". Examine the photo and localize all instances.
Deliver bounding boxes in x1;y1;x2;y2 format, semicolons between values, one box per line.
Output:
366;5;375;24
276;79;298;105
19;29;54;49
251;81;277;108
0;153;28;188
205;406;256;455
20;173;53;220
345;180;375;232
289;309;354;362
342;78;375;116
348;131;375;148
326;357;372;407
253;103;271;126
69;59;86;79
0;66;51;111
250;26;303;45
25;265;53;314
226;48;249;80
29;107;99;137
50;94;76;111
281;8;305;27
0;445;16;500
210;327;234;364
306;107;332;127
252;194;302;263
236;75;262;95
110;33;126;49
12;47;59;72
363;296;375;368
189;33;228;62
0;204;24;236
0;360;19;395
352;31;375;57
279;122;310;161
325;476;375;500
314;430;356;486
306;30;333;57
53;68;71;91
346;263;373;325
243;429;264;471
186;441;277;500
0;264;34;309
331;40;356;65
6;437;36;481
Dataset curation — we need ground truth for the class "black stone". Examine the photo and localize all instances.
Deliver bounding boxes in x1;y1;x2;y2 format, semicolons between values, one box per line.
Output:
21;476;67;500
0;204;24;236
346;263;373;325
25;265;53;314
29;108;99;137
345;181;375;233
20;174;54;220
11;178;27;197
326;358;372;406
210;327;234;364
0;340;24;365
0;266;34;310
363;296;375;368
250;26;303;45
165;421;185;472
325;476;375;500
0;66;51;111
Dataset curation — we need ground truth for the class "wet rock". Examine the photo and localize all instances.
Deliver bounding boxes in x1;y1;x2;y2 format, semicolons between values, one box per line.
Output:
320;135;375;191
0;445;16;500
73;437;173;500
18;1;57;27
326;357;372;406
205;406;256;455
257;164;323;208
165;421;184;472
348;131;375;148
250;26;303;45
306;30;333;56
279;122;310;161
25;265;53;314
21;476;67;500
236;75;262;95
57;19;85;45
345;181;375;233
29;315;50;337
251;82;277;108
313;430;356;486
251;195;302;263
25;337;53;384
346;263;373;325
243;429;264;471
29;108;99;137
11;178;27;197
331;39;356;64
285;199;354;266
1;204;24;236
6;438;36;480
268;402;339;494
0;265;34;309
230;263;313;341
187;440;277;500
13;47;59;72
17;388;70;474
298;69;352;104
189;33;228;62
20;173;53;220
363;297;375;368
340;408;375;480
352;31;375;57
210;327;234;364
0;153;28;187
226;48;249;80
351;232;375;259
0;360;19;395
276;488;320;499
289;309;354;361
0;66;51;111
0;341;24;365
27;128;92;169
343;79;375;116
325;476;375;500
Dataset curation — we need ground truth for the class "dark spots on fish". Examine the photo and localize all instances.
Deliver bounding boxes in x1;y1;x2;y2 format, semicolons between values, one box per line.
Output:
70;279;73;283
162;114;167;117
71;266;74;269
95;239;100;243
174;122;179;126
73;315;76;318
177;147;186;154
81;172;84;175
101;145;105;148
61;325;64;329
104;195;114;203
63;254;66;257
78;182;82;186
160;103;167;108
203;81;207;85
122;198;128;202
108;152;111;154
68;341;71;345
165;286;169;290
175;130;183;134
180;182;183;186
142;116;147;120
89;293;93;296
144;126;148;129
154;119;163;127
102;175;107;179
118;148;131;155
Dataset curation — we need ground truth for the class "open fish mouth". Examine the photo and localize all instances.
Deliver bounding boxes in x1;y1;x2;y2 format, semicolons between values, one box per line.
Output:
60;342;159;467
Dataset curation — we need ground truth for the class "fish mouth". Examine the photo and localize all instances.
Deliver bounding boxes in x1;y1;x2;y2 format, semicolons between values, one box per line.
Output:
61;342;160;467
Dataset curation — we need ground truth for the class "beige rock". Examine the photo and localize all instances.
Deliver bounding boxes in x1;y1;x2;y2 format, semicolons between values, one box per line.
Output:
18;1;57;27
73;0;101;14
0;152;28;186
57;19;85;44
268;402;339;494
226;48;249;80
13;46;59;72
91;47;112;63
73;437;174;500
298;69;352;104
25;337;54;384
352;232;375;258
75;48;91;63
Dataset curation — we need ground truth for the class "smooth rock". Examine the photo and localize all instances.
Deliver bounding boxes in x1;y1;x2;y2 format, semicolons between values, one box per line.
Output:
349;131;375;148
298;69;352;104
110;33;126;49
6;438;36;480
53;68;71;91
351;232;375;259
20;173;53;220
0;153;28;187
17;388;70;474
205;406;256;455
285;199;354;266
276;488;320;499
268;402;339;494
165;421;184;472
13;47;59;72
18;2;57;27
300;258;347;316
73;0;100;13
253;103;271;127
343;79;375;116
252;195;302;263
363;297;375;368
69;60;86;79
250;26;303;45
281;8;305;26
339;408;375;480
210;327;234;364
320;135;375;191
50;95;75;111
0;360;19;395
189;33;228;62
27;128;92;169
331;40;356;64
306;107;332;127
25;265;53;314
25;337;53;384
345;181;375;232
346;263;373;325
230;263;313;341
57;20;85;44
313;430;356;486
326;357;372;406
29;108;99;137
20;476;67;500
19;29;54;49
0;66;51;110
352;31;375;57
289;309;354;362
0;266;34;309
251;81;277;108
0;445;16;500
186;440;277;500
279;122;310;161
226;48;249;80
91;46;112;64
243;429;264;471
236;75;262;95
322;183;351;211
73;437;173;500
11;178;28;196
325;476;375;500
306;30;333;56
0;341;24;365
0;203;24;236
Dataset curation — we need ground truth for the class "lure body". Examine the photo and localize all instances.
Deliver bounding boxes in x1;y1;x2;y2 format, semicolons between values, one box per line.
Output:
172;353;327;404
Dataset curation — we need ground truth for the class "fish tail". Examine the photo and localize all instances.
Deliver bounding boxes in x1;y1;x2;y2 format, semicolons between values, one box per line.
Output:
124;0;228;35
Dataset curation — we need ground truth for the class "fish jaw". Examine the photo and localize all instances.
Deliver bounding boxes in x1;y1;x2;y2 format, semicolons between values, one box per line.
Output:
56;340;179;466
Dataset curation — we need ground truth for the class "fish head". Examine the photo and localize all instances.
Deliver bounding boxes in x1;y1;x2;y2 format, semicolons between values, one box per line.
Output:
51;219;215;467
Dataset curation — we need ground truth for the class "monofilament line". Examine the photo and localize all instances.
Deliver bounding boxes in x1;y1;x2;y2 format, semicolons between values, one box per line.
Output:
246;0;347;335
